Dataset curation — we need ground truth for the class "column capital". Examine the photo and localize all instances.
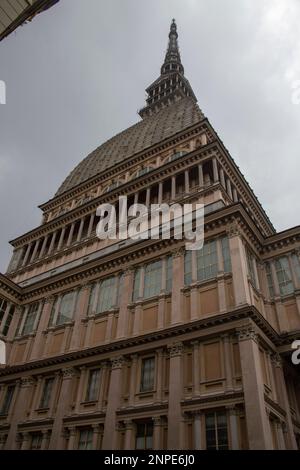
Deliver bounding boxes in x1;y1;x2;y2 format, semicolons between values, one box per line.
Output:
111;356;125;370
61;367;77;379
271;353;282;368
124;419;134;430
45;296;55;305
172;247;185;259
20;376;35;388
168;341;184;358
227;221;241;238
152;416;162;426
236;325;258;343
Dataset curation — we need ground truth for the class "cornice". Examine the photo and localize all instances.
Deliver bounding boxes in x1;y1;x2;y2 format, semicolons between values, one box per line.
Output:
0;305;290;379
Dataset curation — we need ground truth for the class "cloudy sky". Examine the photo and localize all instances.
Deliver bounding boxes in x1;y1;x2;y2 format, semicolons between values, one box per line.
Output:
0;0;300;271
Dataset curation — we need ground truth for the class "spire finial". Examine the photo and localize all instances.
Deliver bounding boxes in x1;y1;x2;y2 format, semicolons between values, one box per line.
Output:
138;19;197;118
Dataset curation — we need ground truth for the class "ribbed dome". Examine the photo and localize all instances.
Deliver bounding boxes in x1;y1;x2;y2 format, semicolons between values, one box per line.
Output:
56;97;204;196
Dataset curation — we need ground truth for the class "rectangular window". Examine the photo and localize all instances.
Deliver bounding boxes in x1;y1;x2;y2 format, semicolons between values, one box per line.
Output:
0;385;15;415
140;357;155;392
48;297;58;326
221;236;232;273
96;276;116;313
135;422;153;450
132;268;141;302
144;261;162;299
22;303;40;335
78;429;93;450
31;433;42;450
265;263;274;298
166;256;173;293
205;411;229;450
197;240;218;281
57;291;76;325
39;378;54;409
0;299;7;323
2;305;14;336
117;274;124;306
184;251;192;285
275;257;294;296
86;369;101;402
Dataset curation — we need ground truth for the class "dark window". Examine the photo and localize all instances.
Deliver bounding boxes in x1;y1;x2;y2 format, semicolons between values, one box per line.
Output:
2;305;14;336
140;357;155;392
31;433;42;450
39;378;54;409
0;385;15;415
78;429;93;450
135;422;153;450
205;411;228;450
86;369;101;402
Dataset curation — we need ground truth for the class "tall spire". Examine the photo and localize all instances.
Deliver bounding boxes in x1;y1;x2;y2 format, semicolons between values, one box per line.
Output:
139;19;197;119
161;19;184;75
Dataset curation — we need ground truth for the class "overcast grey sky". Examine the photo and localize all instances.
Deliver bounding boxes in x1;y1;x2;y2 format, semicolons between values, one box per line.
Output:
0;0;300;272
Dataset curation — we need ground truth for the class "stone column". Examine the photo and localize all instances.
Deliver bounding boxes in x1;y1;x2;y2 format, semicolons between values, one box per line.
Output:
276;421;286;450
237;324;272;449
193;412;202;450
97;362;108;412
185;170;190;194
146;188;151;208
5;377;34;450
128;355;138;406
22;243;32;267
102;357;124;449
192;341;200;396
226;179;233;200
30;297;54;360
222;334;234;392
124;420;134;450
171;176;176;199
220;168;226;189
76;217;85;242
272;354;297;449
92;424;101;450
171;249;184;325
74;366;87;413
198;164;204;188
69;284;90;351
212;158;219;183
228;224;251;306
87;213;95;237
30;239;41;263
57;227;66;250
67;427;77;450
167;342;184;449
227;405;239;450
155;349;163;403
153;417;162;450
158;182;163;204
67;223;75;246
48;231;57;255
39;235;48;259
20;432;31;450
49;368;76;449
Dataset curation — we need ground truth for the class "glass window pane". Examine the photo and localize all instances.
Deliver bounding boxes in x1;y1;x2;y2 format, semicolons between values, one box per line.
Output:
184;251;192;285
86;369;101;402
221;236;231;273
97;277;116;313
140;357;155;392
197;240;218;281
144;261;162;299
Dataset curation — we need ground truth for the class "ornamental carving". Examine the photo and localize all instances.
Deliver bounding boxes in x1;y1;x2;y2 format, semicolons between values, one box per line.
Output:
20;376;35;388
61;367;77;379
168;342;184;357
236;326;258;343
271;353;282;368
171;247;185;259
227;222;240;238
111;356;125;370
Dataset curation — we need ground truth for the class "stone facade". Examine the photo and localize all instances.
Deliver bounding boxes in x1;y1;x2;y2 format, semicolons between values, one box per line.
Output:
0;20;299;450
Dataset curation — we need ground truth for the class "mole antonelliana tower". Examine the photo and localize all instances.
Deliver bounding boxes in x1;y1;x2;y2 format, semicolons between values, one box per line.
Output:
0;20;299;450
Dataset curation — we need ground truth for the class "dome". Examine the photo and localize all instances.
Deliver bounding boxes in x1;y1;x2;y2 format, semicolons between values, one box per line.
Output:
56;97;204;196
